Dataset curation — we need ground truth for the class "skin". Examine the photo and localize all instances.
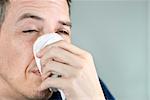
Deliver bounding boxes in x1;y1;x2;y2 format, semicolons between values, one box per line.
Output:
0;0;105;100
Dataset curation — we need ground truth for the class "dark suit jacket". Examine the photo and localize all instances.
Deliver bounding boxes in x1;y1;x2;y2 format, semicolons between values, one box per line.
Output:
49;79;115;100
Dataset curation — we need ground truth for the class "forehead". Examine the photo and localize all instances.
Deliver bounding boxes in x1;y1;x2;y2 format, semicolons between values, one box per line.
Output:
10;0;68;6
7;0;70;22
9;0;68;8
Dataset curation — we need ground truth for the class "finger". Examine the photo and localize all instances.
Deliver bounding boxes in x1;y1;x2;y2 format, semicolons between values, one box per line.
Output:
42;60;80;79
38;77;70;91
37;41;90;59
40;46;84;69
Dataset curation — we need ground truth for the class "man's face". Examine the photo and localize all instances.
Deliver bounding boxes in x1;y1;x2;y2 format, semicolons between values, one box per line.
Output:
0;0;71;99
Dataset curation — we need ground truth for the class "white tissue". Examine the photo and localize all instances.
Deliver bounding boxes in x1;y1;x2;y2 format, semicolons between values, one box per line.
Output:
33;33;65;100
33;33;63;74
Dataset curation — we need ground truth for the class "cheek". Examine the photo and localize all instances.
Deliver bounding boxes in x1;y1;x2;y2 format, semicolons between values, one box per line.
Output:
0;36;34;74
0;27;35;69
11;38;34;68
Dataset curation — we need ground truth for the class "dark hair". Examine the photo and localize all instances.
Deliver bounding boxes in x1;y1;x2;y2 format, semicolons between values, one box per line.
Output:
0;0;72;25
0;0;9;24
67;0;71;8
67;0;71;13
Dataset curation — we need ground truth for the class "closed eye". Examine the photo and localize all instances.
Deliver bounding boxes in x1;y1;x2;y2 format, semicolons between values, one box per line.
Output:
22;30;38;33
57;30;70;36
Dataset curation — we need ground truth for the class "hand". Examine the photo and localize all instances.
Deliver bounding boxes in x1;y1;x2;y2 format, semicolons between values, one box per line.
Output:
37;41;105;100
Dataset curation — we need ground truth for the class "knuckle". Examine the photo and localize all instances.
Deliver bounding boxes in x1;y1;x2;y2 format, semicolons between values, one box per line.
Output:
78;60;87;69
84;51;92;58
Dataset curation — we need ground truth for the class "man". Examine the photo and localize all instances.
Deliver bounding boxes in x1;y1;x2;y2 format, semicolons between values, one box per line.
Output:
0;0;114;100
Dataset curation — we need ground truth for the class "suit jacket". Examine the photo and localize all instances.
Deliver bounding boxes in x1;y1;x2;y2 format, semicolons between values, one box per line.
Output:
49;79;115;100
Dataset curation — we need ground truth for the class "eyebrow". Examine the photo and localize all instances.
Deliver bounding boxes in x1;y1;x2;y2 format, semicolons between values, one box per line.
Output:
17;13;72;28
58;20;72;28
17;13;44;22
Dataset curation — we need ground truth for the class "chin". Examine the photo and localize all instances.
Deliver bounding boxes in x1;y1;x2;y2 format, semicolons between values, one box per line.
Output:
26;89;51;100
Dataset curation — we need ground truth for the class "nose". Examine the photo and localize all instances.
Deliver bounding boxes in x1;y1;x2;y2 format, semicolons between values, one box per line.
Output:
41;20;58;36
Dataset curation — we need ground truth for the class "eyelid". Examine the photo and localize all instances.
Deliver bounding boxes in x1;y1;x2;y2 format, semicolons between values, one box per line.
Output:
57;29;70;35
22;29;38;33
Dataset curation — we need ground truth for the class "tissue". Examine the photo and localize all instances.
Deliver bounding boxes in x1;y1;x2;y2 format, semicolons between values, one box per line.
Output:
33;33;65;100
33;33;63;74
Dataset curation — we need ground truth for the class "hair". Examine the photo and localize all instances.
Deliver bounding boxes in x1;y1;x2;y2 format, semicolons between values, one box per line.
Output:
67;0;71;14
0;0;71;25
0;0;9;24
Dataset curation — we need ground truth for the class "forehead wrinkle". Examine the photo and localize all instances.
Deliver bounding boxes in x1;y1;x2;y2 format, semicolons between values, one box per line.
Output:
11;0;68;10
6;0;70;32
10;0;69;21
